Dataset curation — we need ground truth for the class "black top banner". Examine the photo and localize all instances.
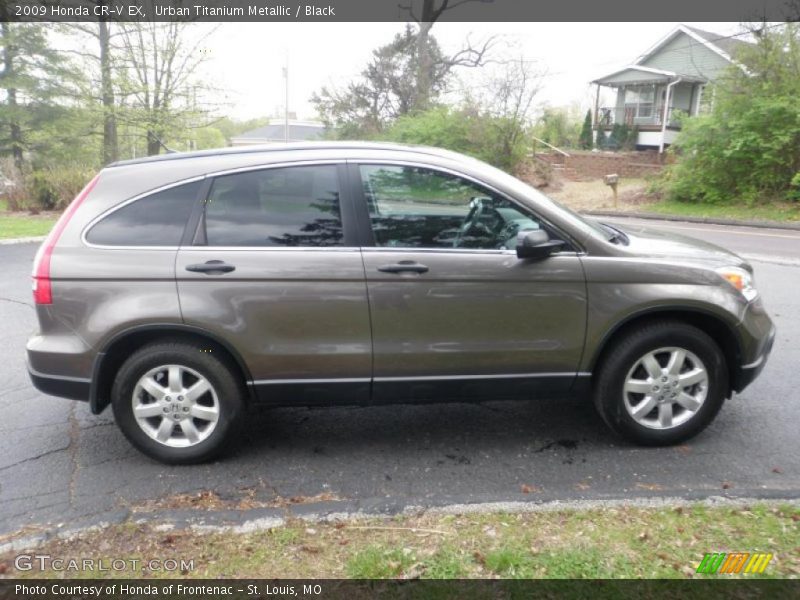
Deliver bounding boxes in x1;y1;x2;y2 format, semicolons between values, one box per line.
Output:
2;0;799;22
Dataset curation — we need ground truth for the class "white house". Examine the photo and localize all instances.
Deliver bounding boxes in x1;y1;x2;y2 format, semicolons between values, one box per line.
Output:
591;25;753;152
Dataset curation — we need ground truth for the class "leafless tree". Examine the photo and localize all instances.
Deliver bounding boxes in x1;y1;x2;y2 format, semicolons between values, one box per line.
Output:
398;0;496;108
116;21;216;156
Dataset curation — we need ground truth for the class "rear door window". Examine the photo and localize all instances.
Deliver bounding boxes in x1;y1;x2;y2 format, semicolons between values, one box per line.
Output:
86;180;200;246
203;165;343;247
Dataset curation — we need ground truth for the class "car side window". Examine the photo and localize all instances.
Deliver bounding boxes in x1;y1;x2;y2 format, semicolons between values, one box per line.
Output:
203;165;343;247
85;180;200;246
359;165;542;250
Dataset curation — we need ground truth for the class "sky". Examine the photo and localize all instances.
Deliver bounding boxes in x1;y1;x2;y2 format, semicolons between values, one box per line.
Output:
197;22;743;121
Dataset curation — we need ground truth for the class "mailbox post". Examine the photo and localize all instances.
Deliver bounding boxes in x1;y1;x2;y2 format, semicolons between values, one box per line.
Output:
604;173;619;209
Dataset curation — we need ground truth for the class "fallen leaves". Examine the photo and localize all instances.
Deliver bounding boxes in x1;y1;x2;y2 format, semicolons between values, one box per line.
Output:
635;482;665;491
134;490;342;512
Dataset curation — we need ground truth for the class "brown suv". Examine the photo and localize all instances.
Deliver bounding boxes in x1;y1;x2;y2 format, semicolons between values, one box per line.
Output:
26;143;775;463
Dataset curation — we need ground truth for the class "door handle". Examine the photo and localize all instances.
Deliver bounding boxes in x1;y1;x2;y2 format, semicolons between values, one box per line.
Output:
377;261;429;274
185;260;236;274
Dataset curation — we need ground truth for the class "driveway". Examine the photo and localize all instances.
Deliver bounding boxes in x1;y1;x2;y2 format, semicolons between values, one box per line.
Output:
1;218;799;536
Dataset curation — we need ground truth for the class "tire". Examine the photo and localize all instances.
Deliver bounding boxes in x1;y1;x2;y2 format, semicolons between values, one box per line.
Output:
593;320;728;446
112;341;244;464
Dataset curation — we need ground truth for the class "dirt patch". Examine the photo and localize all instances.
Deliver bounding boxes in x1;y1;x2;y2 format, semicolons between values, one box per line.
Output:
548;178;658;213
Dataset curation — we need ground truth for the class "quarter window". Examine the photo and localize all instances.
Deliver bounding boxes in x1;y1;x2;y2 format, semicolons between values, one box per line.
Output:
203;165;343;247
86;180;200;246
359;165;542;250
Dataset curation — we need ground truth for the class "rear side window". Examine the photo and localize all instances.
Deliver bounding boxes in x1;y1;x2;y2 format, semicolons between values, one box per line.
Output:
86;180;200;246
203;165;343;247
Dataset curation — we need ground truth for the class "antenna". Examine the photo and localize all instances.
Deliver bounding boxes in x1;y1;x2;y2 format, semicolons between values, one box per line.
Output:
156;137;178;154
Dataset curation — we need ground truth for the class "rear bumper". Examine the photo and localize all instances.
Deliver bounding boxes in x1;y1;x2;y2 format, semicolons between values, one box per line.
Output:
27;364;90;402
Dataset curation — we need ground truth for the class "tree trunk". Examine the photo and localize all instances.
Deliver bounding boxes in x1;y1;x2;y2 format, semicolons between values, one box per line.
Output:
1;22;24;171
98;17;118;164
415;21;434;111
146;130;161;156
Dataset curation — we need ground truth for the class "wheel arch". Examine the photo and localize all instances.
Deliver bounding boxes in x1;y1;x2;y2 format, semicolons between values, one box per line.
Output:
90;324;255;414
588;307;742;398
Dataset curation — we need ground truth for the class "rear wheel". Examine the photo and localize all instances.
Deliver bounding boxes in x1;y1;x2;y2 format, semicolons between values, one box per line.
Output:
112;342;244;464
593;321;728;446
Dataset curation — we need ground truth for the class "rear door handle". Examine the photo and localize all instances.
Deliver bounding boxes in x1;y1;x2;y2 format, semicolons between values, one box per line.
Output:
185;260;236;274
377;261;429;274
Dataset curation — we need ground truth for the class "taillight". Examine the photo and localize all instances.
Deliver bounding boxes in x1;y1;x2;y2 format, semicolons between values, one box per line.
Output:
32;174;100;305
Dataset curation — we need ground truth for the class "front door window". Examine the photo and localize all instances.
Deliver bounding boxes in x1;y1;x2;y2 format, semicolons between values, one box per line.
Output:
359;164;543;251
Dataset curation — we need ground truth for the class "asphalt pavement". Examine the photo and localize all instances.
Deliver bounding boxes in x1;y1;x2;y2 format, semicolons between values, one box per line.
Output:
1;218;799;537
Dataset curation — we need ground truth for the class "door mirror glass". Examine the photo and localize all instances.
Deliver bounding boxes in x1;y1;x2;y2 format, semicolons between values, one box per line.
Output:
516;229;565;259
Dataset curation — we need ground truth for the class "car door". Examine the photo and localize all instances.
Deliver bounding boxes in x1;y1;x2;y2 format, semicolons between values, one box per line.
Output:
352;162;588;403
176;162;371;405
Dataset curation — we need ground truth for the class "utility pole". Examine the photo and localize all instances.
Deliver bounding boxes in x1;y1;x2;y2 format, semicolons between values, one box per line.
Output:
283;51;289;143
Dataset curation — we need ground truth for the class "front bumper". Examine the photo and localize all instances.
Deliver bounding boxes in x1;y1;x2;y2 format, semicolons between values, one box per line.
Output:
732;297;776;393
733;325;775;393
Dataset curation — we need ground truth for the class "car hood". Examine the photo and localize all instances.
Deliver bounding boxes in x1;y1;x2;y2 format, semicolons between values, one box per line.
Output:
611;222;750;270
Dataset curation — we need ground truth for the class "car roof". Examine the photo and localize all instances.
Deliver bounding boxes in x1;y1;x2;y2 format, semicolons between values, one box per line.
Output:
107;141;471;168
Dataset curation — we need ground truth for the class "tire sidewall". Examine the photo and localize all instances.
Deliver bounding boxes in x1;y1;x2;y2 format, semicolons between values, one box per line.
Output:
112;345;243;464
596;324;727;445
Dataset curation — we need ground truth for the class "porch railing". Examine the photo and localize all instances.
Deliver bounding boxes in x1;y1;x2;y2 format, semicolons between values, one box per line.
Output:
597;106;683;128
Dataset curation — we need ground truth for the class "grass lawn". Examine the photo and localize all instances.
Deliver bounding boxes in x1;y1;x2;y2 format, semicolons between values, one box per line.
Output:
549;178;800;224
645;199;800;223
0;213;57;239
3;503;798;579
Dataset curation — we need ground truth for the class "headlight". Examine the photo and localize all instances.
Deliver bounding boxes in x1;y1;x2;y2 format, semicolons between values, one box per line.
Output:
716;266;758;301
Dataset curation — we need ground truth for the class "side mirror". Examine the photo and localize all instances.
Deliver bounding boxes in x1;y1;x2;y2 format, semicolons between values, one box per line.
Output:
516;229;566;259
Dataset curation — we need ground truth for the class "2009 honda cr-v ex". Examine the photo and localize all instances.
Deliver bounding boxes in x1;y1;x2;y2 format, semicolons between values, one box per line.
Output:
26;143;775;464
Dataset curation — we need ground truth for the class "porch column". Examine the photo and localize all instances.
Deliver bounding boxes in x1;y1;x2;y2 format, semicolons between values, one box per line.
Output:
594;84;601;129
659;77;681;154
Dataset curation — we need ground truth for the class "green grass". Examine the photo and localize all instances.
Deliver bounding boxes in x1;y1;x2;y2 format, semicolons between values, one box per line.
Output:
646;199;800;223
2;503;798;579
0;213;57;238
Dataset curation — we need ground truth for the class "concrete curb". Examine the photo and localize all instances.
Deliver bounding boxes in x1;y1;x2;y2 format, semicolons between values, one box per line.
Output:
2;489;800;552
0;236;45;245
584;210;800;232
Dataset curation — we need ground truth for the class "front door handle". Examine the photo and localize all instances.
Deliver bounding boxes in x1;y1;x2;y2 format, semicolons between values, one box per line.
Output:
377;261;429;274
185;260;236;274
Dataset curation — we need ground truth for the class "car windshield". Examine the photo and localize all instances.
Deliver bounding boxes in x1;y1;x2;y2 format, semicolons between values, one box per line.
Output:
471;160;615;242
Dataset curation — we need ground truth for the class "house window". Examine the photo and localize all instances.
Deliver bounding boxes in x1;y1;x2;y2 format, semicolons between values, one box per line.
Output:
624;85;656;119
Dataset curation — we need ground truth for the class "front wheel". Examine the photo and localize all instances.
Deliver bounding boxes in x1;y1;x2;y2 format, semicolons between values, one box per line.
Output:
112;342;244;464
593;321;728;446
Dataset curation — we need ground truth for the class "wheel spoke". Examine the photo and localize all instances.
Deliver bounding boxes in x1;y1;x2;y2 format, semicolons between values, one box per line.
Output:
675;391;701;412
134;403;164;419
186;379;211;403
190;404;218;421
658;403;673;428
666;349;686;375
180;420;200;444
624;379;653;394
678;368;706;388
641;353;662;379
155;418;174;442
140;378;167;401
631;395;656;419
168;366;182;393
